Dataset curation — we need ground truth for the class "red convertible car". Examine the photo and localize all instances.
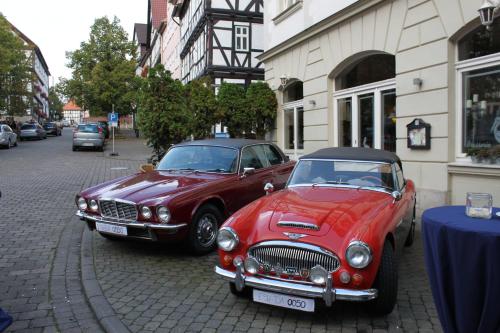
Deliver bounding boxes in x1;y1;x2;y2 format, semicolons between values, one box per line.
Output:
76;139;294;253
215;147;416;314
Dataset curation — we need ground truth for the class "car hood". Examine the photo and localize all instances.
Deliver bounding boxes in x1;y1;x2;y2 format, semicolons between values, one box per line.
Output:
82;171;228;205
230;186;393;251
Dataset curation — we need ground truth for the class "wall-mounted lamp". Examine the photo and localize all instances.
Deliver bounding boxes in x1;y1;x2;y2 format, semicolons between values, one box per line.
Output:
280;75;289;88
479;0;500;30
413;78;423;88
309;100;316;107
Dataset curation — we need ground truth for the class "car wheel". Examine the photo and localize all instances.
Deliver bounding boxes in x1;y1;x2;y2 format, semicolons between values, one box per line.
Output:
98;232;123;241
72;146;77;151
404;207;416;247
367;240;398;316
188;204;222;255
13;140;17;147
6;139;11;149
229;282;251;298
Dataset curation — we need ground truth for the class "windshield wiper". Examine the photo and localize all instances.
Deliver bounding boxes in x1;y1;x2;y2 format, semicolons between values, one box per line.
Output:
311;180;347;187
205;168;228;173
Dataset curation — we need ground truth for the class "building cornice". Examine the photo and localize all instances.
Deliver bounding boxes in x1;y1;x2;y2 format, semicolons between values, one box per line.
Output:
258;0;386;62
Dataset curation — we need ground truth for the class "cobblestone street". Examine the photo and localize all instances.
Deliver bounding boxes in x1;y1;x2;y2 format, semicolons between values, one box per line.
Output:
0;130;442;332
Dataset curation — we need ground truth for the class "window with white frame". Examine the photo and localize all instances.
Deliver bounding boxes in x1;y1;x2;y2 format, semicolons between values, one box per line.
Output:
283;81;304;155
235;26;249;52
456;21;500;157
282;0;299;11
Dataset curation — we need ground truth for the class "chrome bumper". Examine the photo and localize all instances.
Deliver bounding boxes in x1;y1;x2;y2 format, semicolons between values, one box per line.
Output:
215;265;377;306
76;210;187;238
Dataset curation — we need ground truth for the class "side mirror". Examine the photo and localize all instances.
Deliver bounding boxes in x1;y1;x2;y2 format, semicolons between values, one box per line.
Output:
391;191;402;202
284;156;290;162
140;164;155;173
264;183;274;195
241;167;255;178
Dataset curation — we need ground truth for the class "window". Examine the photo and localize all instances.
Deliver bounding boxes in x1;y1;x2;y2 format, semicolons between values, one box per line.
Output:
263;145;283;165
395;163;405;190
284;107;304;150
235;26;249;52
240;145;269;171
457;22;500;156
282;0;299;11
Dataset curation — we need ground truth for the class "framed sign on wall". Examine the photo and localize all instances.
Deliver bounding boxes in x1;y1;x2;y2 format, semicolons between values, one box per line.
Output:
407;118;431;150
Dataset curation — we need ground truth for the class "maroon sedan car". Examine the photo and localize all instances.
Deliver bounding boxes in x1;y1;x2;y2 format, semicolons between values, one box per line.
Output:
76;139;295;253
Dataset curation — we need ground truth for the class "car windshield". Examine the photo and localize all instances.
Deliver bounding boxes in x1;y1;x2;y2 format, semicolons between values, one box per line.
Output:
288;159;395;190
21;124;36;130
77;124;98;133
157;145;239;173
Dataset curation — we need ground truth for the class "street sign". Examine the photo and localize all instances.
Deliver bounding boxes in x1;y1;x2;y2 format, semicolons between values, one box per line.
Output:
108;112;119;128
215;132;230;138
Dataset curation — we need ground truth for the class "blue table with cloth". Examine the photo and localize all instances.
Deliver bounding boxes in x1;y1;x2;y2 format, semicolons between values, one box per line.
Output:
422;205;500;333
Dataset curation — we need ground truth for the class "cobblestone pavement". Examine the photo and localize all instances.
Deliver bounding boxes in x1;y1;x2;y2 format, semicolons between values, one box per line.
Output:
0;129;443;332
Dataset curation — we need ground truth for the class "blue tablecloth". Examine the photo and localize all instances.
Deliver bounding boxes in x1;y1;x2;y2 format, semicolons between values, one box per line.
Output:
422;205;500;333
0;308;12;332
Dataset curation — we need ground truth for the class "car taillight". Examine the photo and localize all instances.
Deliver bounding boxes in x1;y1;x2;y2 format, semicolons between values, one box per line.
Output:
98;127;103;134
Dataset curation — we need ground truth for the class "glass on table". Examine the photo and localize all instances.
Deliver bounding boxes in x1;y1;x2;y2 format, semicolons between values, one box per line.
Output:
466;192;493;219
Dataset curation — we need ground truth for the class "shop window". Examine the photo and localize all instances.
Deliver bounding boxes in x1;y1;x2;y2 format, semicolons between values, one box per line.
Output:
336;54;395;90
459;19;500;61
284;107;304;150
283;81;303;103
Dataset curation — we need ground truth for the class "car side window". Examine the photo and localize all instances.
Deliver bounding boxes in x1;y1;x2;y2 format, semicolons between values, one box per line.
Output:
4;126;12;132
240;145;270;171
263;145;283;166
394;163;405;190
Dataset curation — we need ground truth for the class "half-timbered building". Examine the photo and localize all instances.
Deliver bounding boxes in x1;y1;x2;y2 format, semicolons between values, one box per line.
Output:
171;0;264;87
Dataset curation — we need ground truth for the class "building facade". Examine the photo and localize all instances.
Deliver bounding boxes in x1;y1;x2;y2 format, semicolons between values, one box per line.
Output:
261;0;500;213
62;100;84;126
7;20;50;123
171;0;265;87
160;1;181;79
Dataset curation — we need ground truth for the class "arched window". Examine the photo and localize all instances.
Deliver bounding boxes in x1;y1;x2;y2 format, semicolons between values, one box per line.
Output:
333;53;396;151
283;80;304;155
456;21;500;158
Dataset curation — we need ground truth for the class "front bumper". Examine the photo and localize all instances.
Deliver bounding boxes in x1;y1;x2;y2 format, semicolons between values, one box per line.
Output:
76;210;187;241
215;266;377;307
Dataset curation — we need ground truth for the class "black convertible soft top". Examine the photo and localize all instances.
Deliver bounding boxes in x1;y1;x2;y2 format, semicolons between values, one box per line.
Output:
301;147;402;168
174;138;269;149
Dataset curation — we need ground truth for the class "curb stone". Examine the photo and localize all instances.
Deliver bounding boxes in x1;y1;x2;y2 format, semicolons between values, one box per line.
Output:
81;224;131;333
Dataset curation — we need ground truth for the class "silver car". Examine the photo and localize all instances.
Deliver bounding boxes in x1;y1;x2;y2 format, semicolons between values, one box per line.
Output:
72;123;104;151
20;123;47;140
0;124;18;148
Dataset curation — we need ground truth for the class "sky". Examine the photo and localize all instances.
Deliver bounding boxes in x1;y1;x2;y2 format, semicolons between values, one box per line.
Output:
1;0;146;84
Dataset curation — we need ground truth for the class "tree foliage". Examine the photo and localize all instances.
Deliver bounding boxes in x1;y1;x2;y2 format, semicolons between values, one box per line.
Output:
217;83;248;138
137;65;190;154
49;84;64;120
62;16;136;116
185;78;218;139
0;14;33;117
246;82;277;139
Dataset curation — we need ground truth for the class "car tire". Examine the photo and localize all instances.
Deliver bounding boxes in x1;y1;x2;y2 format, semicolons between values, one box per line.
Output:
404;207;416;247
229;282;251;298
188;204;223;255
72;146;77;151
13;140;17;147
367;240;398;316
6;140;11;149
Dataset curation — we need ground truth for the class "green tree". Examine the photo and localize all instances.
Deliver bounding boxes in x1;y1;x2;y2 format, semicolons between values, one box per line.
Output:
217;83;248;138
48;84;64;120
246;82;277;139
137;64;190;154
0;14;33;117
185;78;218;139
62;16;136;116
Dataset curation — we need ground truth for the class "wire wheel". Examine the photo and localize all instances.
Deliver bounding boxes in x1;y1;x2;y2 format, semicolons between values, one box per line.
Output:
196;213;218;248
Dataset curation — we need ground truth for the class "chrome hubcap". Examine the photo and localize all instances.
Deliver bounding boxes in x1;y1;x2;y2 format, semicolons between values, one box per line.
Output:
197;214;217;247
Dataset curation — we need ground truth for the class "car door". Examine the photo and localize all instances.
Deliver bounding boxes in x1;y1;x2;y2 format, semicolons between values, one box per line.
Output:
262;144;294;190
236;145;274;208
392;163;412;253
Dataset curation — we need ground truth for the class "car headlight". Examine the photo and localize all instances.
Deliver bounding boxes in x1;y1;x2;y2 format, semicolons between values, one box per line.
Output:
89;200;98;212
157;206;170;223
217;227;239;251
346;241;372;269
244;257;260;275
77;197;87;210
310;265;328;285
141;206;152;219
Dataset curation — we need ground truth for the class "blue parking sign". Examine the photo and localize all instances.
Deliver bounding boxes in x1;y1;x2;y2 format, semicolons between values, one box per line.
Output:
108;112;119;127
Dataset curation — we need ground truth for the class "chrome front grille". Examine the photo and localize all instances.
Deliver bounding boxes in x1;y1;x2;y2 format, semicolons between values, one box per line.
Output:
248;241;340;278
277;221;319;231
99;200;137;220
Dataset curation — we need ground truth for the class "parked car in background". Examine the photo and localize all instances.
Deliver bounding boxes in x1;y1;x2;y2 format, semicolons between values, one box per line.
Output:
72;123;104;151
62;120;70;127
43;122;62;136
0;124;18;149
215;147;416;315
75;139;295;254
97;121;110;139
20;123;46;141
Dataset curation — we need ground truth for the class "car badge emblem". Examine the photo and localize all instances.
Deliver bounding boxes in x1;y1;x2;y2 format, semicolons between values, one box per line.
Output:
300;268;310;279
283;232;307;240
274;263;283;275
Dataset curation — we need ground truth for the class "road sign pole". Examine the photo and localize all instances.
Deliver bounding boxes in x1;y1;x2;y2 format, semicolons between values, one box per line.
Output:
109;105;119;156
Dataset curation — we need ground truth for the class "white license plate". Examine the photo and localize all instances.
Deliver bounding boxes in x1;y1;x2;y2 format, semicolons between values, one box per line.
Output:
253;289;315;312
95;222;127;236
82;143;94;146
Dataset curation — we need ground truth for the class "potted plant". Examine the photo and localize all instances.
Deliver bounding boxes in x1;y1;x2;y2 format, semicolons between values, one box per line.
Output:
487;145;500;164
466;147;481;163
477;148;490;163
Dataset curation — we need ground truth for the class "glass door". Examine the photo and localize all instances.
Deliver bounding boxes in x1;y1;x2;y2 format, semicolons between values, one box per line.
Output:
358;93;374;148
337;98;352;147
382;89;396;152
